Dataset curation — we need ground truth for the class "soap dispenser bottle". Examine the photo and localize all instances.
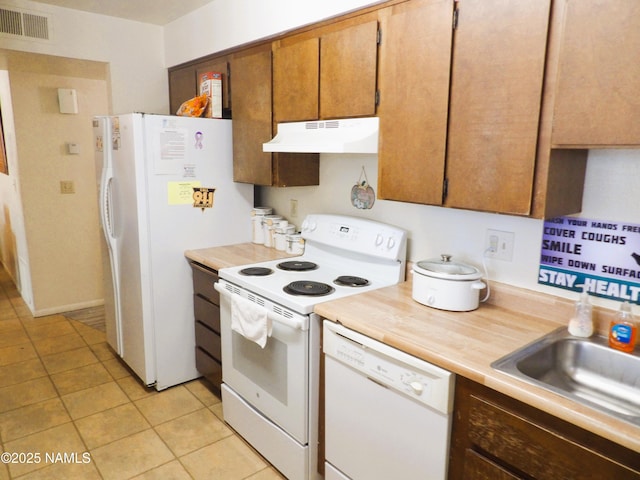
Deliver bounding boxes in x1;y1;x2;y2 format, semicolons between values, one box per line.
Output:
568;287;593;338
609;301;637;353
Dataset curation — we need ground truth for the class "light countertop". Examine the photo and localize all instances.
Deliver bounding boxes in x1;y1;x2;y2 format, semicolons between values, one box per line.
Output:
315;279;640;454
185;242;296;269
185;244;640;453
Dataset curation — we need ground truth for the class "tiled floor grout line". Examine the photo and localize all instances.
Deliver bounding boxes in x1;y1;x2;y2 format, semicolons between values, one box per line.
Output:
47;319;107;480
0;268;285;480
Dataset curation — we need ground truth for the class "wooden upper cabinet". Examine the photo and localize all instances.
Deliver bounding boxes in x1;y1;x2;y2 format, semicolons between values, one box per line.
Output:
231;49;274;185
320;20;379;119
231;48;320;187
273;18;379;122
444;0;551;215
168;56;230;116
377;0;453;205
552;0;640;147
169;65;197;115
273;38;320;123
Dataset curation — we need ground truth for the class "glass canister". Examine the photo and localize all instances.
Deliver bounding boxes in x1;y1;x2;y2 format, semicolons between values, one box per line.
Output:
275;222;296;251
285;233;305;255
251;207;272;244
262;214;283;248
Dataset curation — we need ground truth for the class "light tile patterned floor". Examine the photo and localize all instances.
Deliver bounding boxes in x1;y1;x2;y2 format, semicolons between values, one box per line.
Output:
0;268;285;479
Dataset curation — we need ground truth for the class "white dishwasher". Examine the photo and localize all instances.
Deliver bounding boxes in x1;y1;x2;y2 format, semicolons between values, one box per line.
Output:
323;320;455;480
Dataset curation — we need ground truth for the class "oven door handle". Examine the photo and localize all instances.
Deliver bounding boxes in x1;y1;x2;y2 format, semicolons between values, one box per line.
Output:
214;282;309;331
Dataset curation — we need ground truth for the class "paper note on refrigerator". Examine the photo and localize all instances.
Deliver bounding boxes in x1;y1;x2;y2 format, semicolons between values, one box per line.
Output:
155;128;187;174
168;181;201;205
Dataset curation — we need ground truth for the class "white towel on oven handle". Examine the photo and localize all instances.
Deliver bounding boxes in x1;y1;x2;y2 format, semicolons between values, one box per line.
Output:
230;294;272;348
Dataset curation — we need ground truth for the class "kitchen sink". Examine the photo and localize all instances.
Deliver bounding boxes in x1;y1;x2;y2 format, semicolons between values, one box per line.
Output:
491;327;640;427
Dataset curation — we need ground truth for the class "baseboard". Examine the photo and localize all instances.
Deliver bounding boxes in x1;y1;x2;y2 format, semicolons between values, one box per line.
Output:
32;299;105;317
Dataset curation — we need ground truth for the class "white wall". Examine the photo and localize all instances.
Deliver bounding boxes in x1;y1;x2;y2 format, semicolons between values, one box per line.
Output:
2;0;168;114
164;0;385;66
256;150;640;310
1;0;166;314
9;64;108;315
0;51;111;315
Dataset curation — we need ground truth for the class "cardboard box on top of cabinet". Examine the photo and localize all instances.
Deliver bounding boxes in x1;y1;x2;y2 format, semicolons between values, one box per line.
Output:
199;72;222;118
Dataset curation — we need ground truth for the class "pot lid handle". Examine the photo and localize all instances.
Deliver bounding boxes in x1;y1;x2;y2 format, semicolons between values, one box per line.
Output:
440;254;452;263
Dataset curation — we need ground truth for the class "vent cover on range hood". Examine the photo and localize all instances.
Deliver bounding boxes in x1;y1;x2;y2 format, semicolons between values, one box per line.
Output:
263;117;379;154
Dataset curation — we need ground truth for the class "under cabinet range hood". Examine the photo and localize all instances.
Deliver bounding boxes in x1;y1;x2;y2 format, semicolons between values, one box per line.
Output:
263;117;379;154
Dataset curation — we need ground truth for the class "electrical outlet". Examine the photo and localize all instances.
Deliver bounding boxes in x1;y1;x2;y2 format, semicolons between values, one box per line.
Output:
290;199;298;218
485;229;514;261
60;180;75;194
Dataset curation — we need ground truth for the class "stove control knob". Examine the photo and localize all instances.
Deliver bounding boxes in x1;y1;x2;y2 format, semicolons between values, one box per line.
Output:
387;237;396;249
302;220;317;232
375;234;384;246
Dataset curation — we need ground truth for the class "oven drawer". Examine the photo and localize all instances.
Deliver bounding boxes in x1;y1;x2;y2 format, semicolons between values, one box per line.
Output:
190;261;219;304
195;321;221;361
194;294;221;333
195;346;222;388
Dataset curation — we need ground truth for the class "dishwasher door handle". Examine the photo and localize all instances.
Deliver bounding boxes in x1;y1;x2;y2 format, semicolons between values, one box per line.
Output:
214;282;309;331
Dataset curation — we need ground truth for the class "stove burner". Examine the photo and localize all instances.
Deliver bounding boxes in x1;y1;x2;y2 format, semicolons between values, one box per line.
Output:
334;275;370;287
277;261;318;272
240;267;273;276
283;281;335;297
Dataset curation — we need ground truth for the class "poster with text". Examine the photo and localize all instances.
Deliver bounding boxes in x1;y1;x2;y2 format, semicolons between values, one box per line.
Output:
538;217;640;304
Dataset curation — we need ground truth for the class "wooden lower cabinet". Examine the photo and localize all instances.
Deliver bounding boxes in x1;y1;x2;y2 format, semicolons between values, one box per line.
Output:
189;261;222;390
449;377;640;480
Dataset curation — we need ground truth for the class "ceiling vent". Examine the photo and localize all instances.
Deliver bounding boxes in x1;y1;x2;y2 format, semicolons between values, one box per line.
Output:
0;6;51;41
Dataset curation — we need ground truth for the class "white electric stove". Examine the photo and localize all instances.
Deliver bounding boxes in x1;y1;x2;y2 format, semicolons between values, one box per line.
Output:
218;213;407;313
214;214;407;480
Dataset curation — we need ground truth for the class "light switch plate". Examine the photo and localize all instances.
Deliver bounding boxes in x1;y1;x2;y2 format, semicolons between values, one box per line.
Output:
60;181;75;194
67;143;80;155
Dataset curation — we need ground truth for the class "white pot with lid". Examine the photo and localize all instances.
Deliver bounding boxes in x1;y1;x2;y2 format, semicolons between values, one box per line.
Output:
412;254;486;311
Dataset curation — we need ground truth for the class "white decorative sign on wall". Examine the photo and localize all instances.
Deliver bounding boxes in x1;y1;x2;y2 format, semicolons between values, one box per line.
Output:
539;216;640;303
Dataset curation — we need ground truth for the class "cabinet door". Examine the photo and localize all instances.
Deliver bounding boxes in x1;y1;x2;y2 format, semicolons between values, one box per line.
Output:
231;49;274;185
445;0;551;215
463;450;522;480
320;20;378;119
168;65;197;115
231;48;320;187
377;0;453;205
273;37;319;122
552;0;640;146
449;377;640;480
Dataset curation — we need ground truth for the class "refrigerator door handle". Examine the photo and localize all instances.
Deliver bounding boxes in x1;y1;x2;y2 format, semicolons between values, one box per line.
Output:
100;173;115;241
99;153;123;355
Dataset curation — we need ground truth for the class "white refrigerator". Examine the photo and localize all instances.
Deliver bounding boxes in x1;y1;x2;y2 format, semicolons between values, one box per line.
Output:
93;113;253;390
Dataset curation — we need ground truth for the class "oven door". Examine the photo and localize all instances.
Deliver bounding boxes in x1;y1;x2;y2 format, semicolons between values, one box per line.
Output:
215;280;310;444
